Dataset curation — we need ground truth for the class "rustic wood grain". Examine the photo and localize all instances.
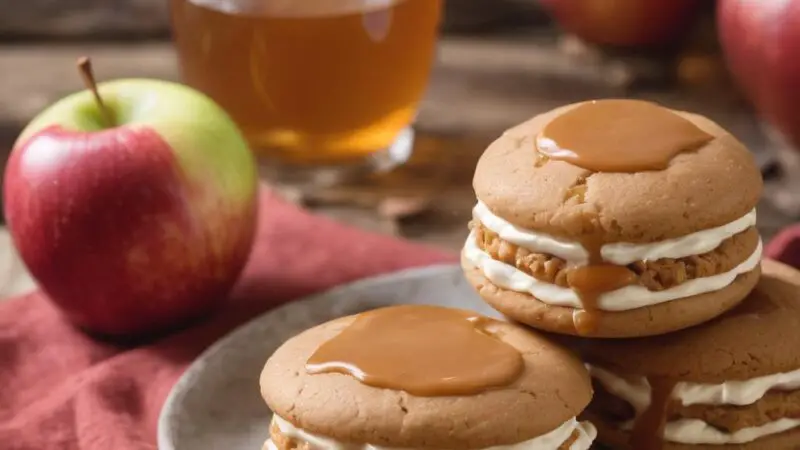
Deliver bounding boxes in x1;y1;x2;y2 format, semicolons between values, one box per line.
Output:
0;35;765;150
0;34;793;250
0;0;546;39
0;0;170;39
442;0;549;32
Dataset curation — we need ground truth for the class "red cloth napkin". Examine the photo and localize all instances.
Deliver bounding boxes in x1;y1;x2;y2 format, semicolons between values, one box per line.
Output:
766;224;800;269
0;187;453;450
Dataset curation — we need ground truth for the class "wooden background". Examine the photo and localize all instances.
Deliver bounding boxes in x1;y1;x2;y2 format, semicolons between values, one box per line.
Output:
0;0;548;39
0;0;793;264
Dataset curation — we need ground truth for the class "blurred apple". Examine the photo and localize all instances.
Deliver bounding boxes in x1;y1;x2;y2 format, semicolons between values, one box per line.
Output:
3;65;258;337
539;0;702;48
718;0;800;150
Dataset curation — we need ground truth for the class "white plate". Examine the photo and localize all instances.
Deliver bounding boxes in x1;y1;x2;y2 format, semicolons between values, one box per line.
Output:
157;264;497;450
0;228;37;302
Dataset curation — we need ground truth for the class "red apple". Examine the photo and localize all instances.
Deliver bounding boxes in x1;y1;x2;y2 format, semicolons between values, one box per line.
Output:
718;0;800;150
3;70;258;337
540;0;702;48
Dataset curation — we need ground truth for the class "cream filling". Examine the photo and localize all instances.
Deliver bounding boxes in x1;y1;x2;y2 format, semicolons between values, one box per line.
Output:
588;364;800;445
270;414;596;450
661;418;800;445
472;202;757;266
463;231;761;311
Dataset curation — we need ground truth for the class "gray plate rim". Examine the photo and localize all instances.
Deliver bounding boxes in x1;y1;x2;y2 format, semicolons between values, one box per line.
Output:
156;263;464;450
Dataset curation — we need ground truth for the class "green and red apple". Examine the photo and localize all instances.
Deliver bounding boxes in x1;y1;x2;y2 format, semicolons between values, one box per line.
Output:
719;0;800;149
3;77;258;337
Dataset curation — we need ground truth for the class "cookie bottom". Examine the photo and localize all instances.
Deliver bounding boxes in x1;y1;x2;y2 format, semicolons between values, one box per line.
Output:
584;410;800;450
462;254;761;338
267;421;587;450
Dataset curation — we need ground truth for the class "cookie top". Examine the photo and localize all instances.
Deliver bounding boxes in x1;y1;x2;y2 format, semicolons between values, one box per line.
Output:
560;258;800;382
473;101;762;243
261;310;592;448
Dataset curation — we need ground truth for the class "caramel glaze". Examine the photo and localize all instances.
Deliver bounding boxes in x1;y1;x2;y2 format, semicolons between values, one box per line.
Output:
536;99;714;173
305;305;524;396
629;377;678;450
563;245;641;337
568;234;638;335
536;99;714;334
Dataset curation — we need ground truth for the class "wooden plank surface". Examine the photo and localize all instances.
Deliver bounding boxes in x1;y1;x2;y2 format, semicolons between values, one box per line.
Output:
0;0;546;38
0;35;794;256
0;0;169;39
0;34;772;154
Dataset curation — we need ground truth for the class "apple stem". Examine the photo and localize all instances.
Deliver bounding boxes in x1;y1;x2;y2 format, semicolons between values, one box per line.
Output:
76;56;115;127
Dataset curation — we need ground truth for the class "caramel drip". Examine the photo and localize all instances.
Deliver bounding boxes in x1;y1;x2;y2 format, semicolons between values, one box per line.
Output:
537;99;714;172
569;234;637;335
629;377;678;450
305;305;524;396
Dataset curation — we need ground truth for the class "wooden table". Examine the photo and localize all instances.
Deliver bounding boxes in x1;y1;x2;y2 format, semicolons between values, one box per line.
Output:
0;33;794;278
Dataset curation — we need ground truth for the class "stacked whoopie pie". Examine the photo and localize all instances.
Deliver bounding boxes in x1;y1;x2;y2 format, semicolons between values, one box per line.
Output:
256;99;796;450
575;259;800;450
463;99;762;339
260;305;598;450
463;99;800;449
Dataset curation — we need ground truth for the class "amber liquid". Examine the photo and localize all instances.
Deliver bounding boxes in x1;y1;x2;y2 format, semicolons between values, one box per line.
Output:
170;0;442;165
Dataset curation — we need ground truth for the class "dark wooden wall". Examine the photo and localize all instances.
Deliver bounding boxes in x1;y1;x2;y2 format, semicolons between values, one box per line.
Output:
0;0;548;40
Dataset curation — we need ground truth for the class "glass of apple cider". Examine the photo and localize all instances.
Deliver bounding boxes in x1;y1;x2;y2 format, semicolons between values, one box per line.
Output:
169;0;443;184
